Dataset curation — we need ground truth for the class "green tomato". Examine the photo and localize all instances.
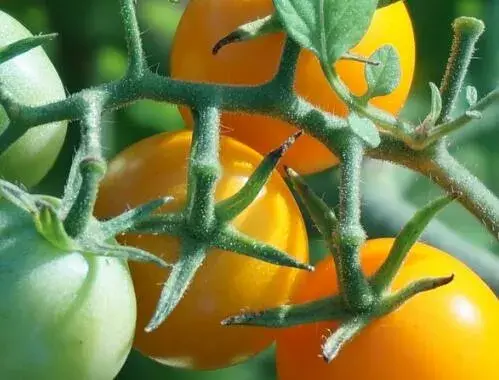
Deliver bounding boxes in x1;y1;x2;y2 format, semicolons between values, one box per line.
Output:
0;10;67;187
0;199;136;379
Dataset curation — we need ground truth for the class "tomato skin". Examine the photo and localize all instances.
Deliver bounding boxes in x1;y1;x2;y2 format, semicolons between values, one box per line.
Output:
0;10;67;187
276;238;499;380
0;200;136;379
95;130;309;370
170;1;415;174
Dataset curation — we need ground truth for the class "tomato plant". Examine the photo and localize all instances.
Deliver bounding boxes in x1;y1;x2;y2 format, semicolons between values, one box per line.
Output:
170;0;415;174
0;10;67;187
276;238;499;380
95;130;309;370
0;198;136;379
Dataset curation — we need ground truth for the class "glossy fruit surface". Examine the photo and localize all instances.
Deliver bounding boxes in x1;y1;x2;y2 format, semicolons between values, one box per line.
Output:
170;0;415;174
0;10;67;187
95;130;309;370
0;199;136;379
276;238;499;380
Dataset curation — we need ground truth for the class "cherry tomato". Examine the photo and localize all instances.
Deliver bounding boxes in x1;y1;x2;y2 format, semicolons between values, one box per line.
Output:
95;130;309;370
276;238;499;380
170;1;415;174
0;10;67;187
0;198;136;379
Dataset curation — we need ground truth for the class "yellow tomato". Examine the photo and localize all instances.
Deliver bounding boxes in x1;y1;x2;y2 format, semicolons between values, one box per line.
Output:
276;239;499;379
95;130;309;370
170;0;415;174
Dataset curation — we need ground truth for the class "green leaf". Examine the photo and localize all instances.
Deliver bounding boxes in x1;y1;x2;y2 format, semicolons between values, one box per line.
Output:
427;82;443;125
348;112;381;148
365;45;401;98
273;0;378;64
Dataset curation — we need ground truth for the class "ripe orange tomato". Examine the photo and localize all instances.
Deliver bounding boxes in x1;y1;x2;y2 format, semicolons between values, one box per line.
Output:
95;130;309;370
276;238;499;380
170;0;415;174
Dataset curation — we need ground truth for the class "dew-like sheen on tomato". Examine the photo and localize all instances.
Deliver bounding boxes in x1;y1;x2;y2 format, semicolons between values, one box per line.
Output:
276;239;499;380
0;199;136;379
95;130;309;370
0;11;67;187
170;0;415;174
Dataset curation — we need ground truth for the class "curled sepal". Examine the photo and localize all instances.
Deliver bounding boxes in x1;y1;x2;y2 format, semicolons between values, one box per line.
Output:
215;131;302;223
379;275;455;316
100;196;172;238
285;167;337;238
321;316;369;363
347;112;381;148
213;13;282;54
222;295;349;327
273;0;378;64
0;33;57;65
87;242;171;269
364;45;401;99
145;239;206;332
33;201;76;251
214;227;313;271
372;196;454;293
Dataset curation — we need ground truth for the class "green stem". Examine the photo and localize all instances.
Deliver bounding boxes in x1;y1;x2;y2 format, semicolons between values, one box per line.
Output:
63;101;105;237
427;146;499;240
271;37;301;92
120;0;147;77
425;88;499;146
320;63;413;142
437;17;485;123
186;107;221;235
336;139;373;311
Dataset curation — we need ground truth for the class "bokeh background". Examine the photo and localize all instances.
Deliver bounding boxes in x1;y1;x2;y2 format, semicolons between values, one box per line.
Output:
2;0;498;379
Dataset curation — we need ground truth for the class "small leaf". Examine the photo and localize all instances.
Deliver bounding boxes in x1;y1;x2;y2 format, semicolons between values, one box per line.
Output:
347;112;381;148
465;110;482;119
465;85;478;107
429;82;443;124
365;45;401;98
273;0;378;64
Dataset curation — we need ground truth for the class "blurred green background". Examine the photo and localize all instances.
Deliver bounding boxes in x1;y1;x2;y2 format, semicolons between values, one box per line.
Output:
1;0;498;379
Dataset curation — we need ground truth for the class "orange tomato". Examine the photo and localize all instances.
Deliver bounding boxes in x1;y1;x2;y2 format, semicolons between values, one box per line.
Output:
95;130;309;370
276;238;499;379
170;0;415;174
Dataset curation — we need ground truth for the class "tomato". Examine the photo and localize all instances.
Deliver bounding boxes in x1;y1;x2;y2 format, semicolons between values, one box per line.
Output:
170;1;415;174
0;10;67;187
0;198;136;379
95;130;309;370
276;238;499;380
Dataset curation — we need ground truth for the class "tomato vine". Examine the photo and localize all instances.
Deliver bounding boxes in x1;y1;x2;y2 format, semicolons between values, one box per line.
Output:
0;0;498;375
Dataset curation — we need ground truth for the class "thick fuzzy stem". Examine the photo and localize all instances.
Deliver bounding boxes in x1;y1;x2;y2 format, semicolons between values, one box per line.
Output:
337;139;373;311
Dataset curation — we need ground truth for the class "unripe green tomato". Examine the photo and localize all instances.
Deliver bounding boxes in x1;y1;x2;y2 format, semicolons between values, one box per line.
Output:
0;199;136;379
0;10;67;187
